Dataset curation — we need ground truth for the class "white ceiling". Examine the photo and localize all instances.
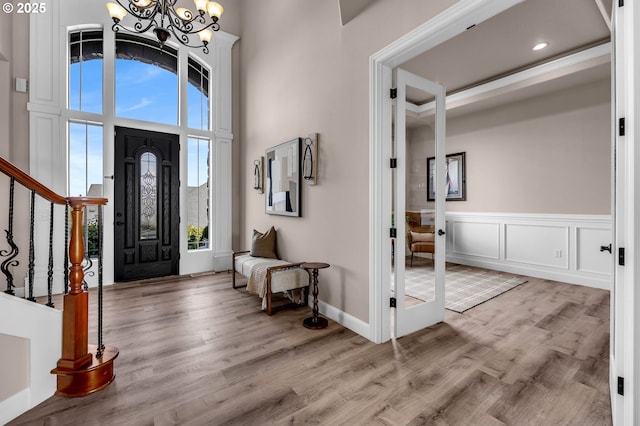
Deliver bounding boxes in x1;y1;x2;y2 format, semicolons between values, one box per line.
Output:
401;0;610;94
383;0;613;126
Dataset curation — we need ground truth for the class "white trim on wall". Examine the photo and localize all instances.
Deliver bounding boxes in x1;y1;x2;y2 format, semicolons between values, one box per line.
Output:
26;1;238;295
445;212;612;290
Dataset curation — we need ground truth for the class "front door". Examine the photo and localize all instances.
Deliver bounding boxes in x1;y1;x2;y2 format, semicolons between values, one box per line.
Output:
393;68;447;338
114;126;180;282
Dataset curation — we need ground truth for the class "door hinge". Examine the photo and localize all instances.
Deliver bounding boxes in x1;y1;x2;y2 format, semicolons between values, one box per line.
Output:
618;376;624;395
390;158;397;168
390;297;396;308
390;88;397;99
619;118;625;136
390;228;397;238
619;0;624;7
619;247;625;266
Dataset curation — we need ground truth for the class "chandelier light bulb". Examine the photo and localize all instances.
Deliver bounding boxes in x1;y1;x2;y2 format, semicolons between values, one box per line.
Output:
198;29;213;44
106;2;128;22
207;2;223;19
194;0;208;13
175;7;191;21
134;0;153;8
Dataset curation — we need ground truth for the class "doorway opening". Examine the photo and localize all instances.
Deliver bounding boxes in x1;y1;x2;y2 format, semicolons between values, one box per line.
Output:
371;0;612;342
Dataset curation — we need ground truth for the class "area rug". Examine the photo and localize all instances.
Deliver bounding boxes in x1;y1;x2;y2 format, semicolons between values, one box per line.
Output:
404;263;528;313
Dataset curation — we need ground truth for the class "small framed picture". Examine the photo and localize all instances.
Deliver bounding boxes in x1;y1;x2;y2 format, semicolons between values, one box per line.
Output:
427;152;466;201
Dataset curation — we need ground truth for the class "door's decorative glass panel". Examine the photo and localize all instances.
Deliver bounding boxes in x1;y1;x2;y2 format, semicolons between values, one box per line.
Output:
188;57;210;130
115;34;178;125
69;30;103;114
187;137;210;250
140;152;158;240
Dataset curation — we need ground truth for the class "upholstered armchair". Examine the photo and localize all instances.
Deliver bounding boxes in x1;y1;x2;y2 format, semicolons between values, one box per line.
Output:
406;211;435;266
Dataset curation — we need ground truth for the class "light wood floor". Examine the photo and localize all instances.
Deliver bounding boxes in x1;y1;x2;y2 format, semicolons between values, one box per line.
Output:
10;271;612;425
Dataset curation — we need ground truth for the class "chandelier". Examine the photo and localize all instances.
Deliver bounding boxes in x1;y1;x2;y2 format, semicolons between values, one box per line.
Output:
106;0;224;54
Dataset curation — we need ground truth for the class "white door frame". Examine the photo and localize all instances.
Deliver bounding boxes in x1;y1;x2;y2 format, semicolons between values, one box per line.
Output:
368;0;524;344
612;1;638;423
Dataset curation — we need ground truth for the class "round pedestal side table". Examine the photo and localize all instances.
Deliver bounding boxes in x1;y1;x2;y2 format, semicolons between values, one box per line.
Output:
301;262;330;329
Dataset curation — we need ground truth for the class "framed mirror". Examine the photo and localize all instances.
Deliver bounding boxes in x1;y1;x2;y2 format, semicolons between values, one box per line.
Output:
265;138;301;216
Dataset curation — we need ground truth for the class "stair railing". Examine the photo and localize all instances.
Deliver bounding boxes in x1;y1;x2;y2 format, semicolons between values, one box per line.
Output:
0;156;118;397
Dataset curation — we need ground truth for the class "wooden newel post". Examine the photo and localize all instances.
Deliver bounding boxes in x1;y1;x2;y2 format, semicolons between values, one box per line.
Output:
56;202;92;370
52;198;118;397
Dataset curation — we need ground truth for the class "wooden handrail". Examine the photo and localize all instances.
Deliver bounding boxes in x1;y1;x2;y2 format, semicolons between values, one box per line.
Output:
0;157;108;207
0;157;67;205
0;155;115;396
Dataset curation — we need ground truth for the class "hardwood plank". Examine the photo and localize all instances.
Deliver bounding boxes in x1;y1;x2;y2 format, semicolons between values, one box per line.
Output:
12;273;611;425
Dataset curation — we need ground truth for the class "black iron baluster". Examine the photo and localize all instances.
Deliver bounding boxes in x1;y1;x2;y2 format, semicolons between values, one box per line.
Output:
27;189;35;302
1;177;19;295
64;204;69;294
82;206;93;291
46;202;54;308
97;205;104;357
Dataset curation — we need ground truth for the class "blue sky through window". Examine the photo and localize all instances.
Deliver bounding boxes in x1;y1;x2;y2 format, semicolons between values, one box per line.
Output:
116;59;178;125
69;122;103;197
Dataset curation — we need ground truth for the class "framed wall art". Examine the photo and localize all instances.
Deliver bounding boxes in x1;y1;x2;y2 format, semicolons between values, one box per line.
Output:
427;152;466;201
265;138;301;216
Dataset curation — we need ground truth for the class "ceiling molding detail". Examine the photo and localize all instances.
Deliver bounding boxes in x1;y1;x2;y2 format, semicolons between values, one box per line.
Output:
407;42;611;116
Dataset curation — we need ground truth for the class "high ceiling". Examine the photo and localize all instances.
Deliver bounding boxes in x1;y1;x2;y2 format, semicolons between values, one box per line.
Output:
341;0;612;123
400;0;611;97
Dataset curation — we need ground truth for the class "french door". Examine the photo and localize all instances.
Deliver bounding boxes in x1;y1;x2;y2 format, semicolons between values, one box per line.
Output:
114;126;180;282
393;68;447;338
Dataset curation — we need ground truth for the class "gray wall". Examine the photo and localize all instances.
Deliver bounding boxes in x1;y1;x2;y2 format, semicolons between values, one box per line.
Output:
407;78;611;215
239;0;457;322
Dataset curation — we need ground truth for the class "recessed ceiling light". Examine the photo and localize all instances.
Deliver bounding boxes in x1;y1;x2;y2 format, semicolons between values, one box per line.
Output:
532;42;549;51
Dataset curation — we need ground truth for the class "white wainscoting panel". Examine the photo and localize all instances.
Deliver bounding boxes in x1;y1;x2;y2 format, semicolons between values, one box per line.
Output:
504;224;569;269
576;227;612;276
451;221;500;259
445;213;612;290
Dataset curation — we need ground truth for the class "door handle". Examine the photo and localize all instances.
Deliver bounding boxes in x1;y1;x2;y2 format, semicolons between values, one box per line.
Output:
115;221;125;226
438;229;445;236
600;244;612;253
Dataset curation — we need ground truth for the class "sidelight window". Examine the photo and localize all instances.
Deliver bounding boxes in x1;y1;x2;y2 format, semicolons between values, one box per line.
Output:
69;30;103;113
68;121;103;197
187;137;210;250
188;57;210;130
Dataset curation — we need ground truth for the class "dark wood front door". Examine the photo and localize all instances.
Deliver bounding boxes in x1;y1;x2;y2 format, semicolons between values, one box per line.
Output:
114;126;179;282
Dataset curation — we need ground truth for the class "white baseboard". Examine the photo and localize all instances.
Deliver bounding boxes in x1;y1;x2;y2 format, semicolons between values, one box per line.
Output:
446;255;610;290
0;387;30;425
316;299;371;340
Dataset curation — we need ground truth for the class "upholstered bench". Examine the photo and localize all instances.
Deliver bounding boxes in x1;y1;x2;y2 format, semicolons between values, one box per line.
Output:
232;227;309;315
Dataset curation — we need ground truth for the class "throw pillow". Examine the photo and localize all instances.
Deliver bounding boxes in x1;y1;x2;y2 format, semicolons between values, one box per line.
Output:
250;226;278;258
410;231;434;242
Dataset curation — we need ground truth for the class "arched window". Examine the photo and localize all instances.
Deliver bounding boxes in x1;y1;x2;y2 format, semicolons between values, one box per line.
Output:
115;34;179;125
67;29;214;253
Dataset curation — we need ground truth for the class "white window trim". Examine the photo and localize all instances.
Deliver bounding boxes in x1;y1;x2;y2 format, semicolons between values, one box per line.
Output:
28;0;238;292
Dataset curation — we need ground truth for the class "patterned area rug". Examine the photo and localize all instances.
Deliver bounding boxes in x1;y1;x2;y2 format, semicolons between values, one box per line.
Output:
404;262;528;313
